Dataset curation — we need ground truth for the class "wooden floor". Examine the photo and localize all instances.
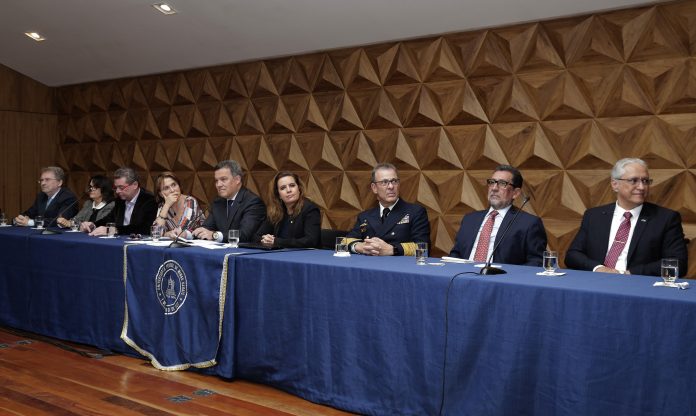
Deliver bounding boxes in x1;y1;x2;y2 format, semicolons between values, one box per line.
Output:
0;327;355;416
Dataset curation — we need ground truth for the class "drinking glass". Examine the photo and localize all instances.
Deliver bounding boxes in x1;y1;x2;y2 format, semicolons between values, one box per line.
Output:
416;242;428;265
543;250;558;275
35;215;44;229
0;213;6;226
150;225;162;241
661;258;679;285
70;218;80;232
106;222;117;237
228;229;240;248
334;237;349;257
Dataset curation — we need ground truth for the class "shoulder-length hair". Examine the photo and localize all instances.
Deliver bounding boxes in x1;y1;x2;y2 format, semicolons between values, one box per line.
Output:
90;174;114;202
267;171;305;225
154;171;181;205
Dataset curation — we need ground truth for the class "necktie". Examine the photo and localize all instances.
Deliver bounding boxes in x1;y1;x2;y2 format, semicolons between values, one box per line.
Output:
604;211;632;268
381;207;390;223
474;210;498;262
226;199;235;218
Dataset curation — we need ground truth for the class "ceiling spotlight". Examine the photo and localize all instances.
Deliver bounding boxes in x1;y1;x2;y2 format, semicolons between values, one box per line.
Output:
24;31;46;42
153;3;177;15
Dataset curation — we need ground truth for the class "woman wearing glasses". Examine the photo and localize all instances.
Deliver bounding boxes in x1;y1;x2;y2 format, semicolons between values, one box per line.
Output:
255;171;321;248
57;175;115;230
153;172;204;239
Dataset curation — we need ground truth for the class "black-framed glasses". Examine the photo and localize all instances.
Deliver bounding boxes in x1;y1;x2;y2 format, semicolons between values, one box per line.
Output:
86;185;98;192
373;178;400;187
615;177;653;186
113;182;135;191
486;179;512;188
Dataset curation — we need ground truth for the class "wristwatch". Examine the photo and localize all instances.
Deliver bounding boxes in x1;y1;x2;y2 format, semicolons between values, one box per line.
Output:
212;231;222;241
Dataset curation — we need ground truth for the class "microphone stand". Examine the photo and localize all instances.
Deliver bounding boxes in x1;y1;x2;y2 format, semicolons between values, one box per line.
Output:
168;210;205;248
479;196;531;275
41;198;80;235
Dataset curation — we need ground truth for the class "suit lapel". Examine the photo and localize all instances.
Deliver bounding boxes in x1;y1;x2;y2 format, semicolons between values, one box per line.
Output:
627;204;651;263
492;207;515;249
225;188;245;230
596;205;614;256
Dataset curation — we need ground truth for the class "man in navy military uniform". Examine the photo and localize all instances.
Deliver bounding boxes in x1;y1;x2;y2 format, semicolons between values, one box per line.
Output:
345;163;430;256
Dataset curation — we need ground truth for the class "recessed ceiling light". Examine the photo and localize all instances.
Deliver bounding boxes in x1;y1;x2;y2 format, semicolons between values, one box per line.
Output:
24;31;46;42
153;3;177;15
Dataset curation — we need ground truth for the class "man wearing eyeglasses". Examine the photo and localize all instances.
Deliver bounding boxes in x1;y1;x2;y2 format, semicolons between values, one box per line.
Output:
87;167;157;236
449;165;547;265
14;166;79;227
565;158;687;276
345;163;430;256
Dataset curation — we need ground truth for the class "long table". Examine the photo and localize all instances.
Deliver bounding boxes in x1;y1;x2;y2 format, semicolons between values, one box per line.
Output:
1;226;696;415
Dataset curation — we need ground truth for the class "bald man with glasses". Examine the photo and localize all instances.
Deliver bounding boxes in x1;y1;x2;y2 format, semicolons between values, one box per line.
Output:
565;158;687;276
345;163;430;256
449;165;547;266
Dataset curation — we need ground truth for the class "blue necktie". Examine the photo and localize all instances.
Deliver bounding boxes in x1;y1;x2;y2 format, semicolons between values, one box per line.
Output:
226;199;234;218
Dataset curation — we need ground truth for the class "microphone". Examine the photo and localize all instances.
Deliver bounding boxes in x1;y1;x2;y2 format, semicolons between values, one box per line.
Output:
479;195;531;275
41;198;80;234
168;209;206;248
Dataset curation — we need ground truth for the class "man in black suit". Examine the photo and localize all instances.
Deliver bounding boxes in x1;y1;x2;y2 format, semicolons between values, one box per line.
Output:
192;160;266;243
87;167;157;236
449;165;547;266
15;166;78;227
565;158;687;277
345;163;430;256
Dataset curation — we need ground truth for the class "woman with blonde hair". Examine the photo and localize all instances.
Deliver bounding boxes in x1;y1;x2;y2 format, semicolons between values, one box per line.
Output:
256;171;321;248
153;172;204;239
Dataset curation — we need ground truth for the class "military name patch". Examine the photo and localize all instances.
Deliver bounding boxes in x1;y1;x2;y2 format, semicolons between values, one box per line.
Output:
155;260;188;315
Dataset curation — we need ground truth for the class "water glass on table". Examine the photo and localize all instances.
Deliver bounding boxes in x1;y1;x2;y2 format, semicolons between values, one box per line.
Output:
661;258;679;285
70;218;80;232
0;212;6;226
228;229;240;248
35;215;44;229
416;242;428;265
542;250;558;275
334;237;349;257
150;225;162;242
106;222;117;237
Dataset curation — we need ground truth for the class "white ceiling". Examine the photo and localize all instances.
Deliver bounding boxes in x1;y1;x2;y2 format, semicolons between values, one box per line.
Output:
0;0;659;87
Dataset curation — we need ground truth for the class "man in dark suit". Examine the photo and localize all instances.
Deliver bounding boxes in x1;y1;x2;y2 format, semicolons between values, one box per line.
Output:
15;166;78;227
449;165;547;266
565;158;687;276
87;167;157;236
192;160;266;243
345;163;430;256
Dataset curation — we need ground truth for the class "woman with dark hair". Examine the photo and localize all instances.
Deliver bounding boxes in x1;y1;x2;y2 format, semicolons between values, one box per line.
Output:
58;174;115;230
255;171;321;248
153;171;204;239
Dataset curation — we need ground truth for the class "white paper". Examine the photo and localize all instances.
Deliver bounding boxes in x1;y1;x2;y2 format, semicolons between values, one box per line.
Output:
441;256;473;264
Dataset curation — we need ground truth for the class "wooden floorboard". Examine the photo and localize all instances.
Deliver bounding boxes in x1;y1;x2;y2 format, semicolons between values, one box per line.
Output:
0;328;356;416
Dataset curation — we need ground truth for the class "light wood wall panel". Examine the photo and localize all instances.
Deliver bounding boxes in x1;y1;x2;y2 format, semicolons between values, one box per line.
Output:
55;0;696;275
0;65;57;218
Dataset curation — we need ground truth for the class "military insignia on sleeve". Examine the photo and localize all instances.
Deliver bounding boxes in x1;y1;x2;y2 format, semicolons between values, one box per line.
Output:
397;214;410;224
155;260;188;315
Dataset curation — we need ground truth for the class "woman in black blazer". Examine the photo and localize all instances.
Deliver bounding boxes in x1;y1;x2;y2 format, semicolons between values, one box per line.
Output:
256;171;321;248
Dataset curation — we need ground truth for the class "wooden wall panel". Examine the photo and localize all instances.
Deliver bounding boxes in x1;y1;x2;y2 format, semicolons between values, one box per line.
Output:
0;65;57;219
54;0;696;275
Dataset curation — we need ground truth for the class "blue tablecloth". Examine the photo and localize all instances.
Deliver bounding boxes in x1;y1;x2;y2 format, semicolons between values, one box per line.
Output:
2;226;696;415
233;251;696;416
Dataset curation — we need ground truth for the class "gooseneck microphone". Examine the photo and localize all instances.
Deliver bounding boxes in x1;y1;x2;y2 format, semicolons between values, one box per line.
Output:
479;195;531;275
168;209;206;248
39;199;80;234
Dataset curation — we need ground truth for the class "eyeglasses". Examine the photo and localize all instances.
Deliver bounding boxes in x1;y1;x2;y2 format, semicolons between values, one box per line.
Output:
373;178;400;187
615;177;653;186
86;185;98;192
37;178;57;184
113;182;134;191
486;179;514;188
